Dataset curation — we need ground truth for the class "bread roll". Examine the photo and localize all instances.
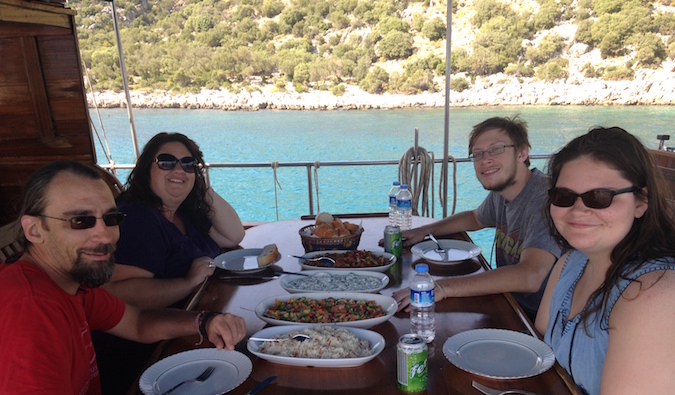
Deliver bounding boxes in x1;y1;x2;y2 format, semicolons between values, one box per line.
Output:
257;244;278;267
316;212;334;225
336;227;350;237
344;221;359;233
312;223;333;238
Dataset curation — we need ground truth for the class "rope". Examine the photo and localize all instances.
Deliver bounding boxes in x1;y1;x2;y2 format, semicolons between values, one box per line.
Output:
313;161;321;213
439;155;458;215
271;161;282;221
399;146;458;218
82;58;114;166
398;146;433;216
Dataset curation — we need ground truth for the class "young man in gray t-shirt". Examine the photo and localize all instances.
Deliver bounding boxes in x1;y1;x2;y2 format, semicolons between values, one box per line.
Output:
394;116;562;319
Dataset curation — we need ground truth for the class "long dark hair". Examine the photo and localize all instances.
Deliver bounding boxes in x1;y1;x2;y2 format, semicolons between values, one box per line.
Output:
119;133;212;235
544;126;675;328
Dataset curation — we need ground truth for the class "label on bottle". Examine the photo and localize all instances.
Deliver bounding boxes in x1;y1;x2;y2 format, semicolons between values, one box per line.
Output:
389;195;397;205
410;288;434;308
397;199;412;209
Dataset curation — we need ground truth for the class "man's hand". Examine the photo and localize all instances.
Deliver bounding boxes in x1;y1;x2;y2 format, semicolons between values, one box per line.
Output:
205;313;246;350
401;228;428;248
393;287;412;312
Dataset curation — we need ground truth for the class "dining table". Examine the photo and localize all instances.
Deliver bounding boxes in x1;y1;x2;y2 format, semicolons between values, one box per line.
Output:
129;215;582;395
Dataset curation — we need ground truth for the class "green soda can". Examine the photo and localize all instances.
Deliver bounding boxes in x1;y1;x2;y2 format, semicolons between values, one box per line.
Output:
384;225;402;258
397;334;428;392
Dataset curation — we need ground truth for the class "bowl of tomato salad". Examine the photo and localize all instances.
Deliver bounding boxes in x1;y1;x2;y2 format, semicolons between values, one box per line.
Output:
254;292;397;329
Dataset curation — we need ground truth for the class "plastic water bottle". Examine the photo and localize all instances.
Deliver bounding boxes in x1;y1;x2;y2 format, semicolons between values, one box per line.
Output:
410;263;435;343
396;184;413;230
388;181;401;226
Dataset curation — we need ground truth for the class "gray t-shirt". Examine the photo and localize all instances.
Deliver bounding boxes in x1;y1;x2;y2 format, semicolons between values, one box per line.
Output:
476;168;562;315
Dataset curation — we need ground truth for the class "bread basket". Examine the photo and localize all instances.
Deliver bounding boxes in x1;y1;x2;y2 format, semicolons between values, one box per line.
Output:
299;224;363;252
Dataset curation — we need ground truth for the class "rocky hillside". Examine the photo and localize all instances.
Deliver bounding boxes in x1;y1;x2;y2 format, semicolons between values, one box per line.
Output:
72;0;675;108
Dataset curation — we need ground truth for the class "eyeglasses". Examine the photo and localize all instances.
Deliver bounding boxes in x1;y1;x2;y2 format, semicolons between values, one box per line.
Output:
155;153;199;173
549;187;637;209
39;212;126;230
470;144;515;161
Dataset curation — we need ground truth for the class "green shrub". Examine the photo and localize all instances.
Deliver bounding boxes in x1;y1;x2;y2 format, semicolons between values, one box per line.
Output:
261;0;284;18
378;16;410;35
449;77;470;92
583;62;602;78
629;32;667;68
669;41;675;60
599;31;623;58
422;17;446;41
330;83;346;96
377;31;414;60
504;63;534;77
602;65;634;80
358;66;389;93
535;58;569;81
412;13;424;31
575;19;594;46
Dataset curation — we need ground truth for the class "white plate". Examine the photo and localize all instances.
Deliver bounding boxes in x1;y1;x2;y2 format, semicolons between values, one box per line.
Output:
298;250;396;272
254;292;397;328
247;325;385;367
138;349;252;395
280;270;389;293
442;329;555;379
411;240;481;264
213;248;281;273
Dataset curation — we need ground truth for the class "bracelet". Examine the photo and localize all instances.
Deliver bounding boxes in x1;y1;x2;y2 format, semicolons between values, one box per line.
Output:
433;279;448;300
194;311;219;346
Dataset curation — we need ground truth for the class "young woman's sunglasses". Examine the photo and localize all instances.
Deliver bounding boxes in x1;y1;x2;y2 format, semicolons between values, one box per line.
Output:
549;186;637;209
39;212;126;230
155;153;199;173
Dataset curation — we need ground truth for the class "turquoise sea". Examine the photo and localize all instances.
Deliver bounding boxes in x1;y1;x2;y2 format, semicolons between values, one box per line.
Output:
92;105;675;257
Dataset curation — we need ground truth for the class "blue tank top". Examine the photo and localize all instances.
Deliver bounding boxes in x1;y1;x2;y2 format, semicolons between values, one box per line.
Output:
543;250;675;395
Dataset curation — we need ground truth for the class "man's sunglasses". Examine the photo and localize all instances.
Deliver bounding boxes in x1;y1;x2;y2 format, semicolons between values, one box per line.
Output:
549;186;637;209
155;153;200;173
39;212;126;230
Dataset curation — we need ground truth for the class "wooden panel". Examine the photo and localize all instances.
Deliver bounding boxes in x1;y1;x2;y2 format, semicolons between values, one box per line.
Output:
0;1;94;227
650;149;675;201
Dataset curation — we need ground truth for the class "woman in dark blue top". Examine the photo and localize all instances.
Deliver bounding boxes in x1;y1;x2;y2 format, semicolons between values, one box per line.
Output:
94;132;245;394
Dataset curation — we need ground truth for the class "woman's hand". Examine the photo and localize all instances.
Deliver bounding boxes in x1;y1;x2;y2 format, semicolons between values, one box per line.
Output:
185;256;216;287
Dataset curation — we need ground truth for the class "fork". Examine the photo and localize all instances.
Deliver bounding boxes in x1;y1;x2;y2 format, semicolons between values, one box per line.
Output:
159;366;215;394
288;254;336;266
472;381;542;395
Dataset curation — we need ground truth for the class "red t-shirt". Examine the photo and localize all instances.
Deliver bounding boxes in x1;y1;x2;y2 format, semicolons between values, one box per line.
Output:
0;260;125;394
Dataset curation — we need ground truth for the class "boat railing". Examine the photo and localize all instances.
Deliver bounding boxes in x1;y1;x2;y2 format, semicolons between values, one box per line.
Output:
99;154;552;218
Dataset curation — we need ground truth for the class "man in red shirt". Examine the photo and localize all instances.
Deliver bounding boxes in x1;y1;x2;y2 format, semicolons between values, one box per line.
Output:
0;160;246;394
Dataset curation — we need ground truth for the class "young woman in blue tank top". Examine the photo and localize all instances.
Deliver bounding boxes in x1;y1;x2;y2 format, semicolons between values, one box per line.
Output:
534;127;675;395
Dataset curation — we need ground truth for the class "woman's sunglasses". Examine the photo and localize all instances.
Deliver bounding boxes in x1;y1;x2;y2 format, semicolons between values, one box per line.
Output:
39;212;126;230
155;153;200;173
549;186;637;209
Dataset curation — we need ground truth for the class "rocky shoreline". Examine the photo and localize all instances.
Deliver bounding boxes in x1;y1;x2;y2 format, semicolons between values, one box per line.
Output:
88;66;675;110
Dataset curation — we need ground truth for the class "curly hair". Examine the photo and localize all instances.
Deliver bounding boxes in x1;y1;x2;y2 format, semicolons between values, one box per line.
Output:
544;126;675;328
119;133;213;235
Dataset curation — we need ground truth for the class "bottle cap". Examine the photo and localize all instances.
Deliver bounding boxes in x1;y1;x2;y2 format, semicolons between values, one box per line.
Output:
393;181;401;186
401;184;408;189
415;263;429;273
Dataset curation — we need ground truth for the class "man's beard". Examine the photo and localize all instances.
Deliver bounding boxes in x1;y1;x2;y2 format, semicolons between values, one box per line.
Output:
482;165;518;193
70;243;116;288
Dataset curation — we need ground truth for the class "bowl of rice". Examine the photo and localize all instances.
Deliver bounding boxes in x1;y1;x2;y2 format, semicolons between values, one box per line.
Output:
247;325;385;367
